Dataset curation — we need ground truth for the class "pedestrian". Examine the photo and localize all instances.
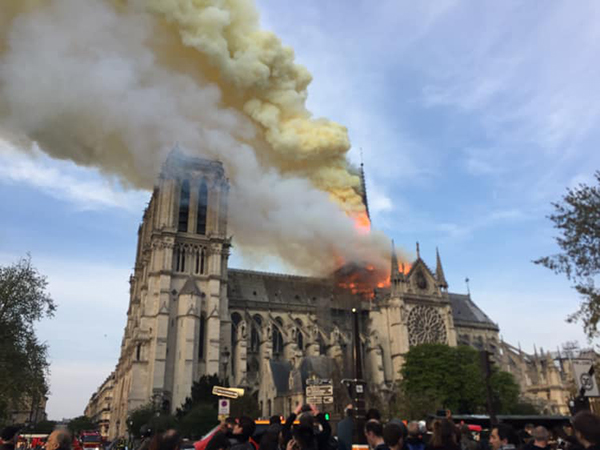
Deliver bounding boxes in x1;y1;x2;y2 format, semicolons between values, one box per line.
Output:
384;423;406;450
336;405;353;450
365;420;389;450
522;427;549;450
46;430;72;450
230;417;257;450
406;422;426;450
459;425;479;450
427;420;459;450
260;419;282;450
572;411;600;450
517;426;534;447
0;426;21;450
489;424;518;450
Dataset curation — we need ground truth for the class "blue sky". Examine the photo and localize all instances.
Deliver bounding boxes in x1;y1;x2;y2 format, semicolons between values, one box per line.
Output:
2;0;600;419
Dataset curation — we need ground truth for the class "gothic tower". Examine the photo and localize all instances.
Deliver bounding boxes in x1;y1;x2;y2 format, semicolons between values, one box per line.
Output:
111;149;231;436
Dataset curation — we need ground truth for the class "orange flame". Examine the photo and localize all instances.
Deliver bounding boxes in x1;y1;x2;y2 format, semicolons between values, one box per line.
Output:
352;212;371;235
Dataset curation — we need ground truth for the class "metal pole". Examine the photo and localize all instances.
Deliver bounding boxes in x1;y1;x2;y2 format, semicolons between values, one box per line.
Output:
351;308;367;446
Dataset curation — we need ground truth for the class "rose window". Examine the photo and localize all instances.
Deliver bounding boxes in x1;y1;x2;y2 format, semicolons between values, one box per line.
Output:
407;305;447;346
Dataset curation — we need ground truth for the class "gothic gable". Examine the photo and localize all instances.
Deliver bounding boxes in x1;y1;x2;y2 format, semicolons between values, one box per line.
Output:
405;258;441;297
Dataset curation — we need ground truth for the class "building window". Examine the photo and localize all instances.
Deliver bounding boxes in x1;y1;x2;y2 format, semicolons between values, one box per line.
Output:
198;315;206;359
200;248;206;274
136;344;141;361
178;180;190;232
175;248;186;272
272;318;284;357
197;180;208;235
297;331;304;350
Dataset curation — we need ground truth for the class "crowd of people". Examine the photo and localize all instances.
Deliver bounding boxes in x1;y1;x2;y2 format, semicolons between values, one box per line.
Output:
1;408;599;450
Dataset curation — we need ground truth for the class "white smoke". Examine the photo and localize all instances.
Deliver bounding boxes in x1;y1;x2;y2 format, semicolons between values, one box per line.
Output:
0;0;390;274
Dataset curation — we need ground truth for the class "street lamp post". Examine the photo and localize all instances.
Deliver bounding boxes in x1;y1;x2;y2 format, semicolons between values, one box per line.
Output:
351;307;367;446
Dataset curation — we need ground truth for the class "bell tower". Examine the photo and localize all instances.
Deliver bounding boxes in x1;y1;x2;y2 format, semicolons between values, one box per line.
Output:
111;148;231;436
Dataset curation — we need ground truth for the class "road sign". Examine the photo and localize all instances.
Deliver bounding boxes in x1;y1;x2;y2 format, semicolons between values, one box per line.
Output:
306;395;334;404
306;378;332;386
218;399;230;415
573;360;599;397
306;385;333;397
212;386;245;399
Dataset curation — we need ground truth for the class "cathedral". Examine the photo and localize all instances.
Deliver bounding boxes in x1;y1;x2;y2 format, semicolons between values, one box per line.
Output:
88;151;591;439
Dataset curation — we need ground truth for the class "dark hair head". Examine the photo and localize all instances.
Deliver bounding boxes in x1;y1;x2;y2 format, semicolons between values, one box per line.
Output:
525;424;534;432
1;426;21;442
161;430;181;450
300;405;313;414
225;418;236;426
237;416;256;440
293;425;315;450
494;424;518;446
365;420;384;438
384;423;406;448
572;411;600;445
432;419;456;448
269;416;281;426
366;409;381;422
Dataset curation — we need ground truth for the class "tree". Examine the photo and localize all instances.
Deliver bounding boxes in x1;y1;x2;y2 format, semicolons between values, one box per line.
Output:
68;415;97;435
0;256;55;423
178;404;217;439
397;343;529;416
534;171;600;338
127;404;157;439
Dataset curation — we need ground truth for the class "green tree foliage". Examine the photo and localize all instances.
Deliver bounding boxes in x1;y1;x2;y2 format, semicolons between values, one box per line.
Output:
176;374;221;418
127;404;157;438
68;415;97;435
534;171;600;338
178;404;218;439
398;344;535;416
230;394;260;419
0;256;55;423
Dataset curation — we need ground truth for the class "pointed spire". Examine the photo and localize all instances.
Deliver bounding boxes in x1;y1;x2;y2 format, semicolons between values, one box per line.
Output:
435;247;448;289
391;240;399;279
359;150;371;221
416;241;420;259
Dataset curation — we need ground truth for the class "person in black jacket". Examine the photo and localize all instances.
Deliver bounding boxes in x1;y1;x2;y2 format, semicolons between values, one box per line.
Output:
572;411;600;450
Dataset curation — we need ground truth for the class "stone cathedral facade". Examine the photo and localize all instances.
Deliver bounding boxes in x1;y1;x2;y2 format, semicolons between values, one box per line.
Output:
100;151;530;438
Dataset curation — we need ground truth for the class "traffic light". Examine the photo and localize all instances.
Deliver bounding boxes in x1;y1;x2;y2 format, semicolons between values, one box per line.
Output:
324;413;330;421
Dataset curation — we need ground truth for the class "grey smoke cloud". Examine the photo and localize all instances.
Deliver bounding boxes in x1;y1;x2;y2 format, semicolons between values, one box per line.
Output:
0;0;390;274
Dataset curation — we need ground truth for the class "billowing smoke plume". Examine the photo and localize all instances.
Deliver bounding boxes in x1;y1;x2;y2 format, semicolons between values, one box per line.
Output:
0;0;393;274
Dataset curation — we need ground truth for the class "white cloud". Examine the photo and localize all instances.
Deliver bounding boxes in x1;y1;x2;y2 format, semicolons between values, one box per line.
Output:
0;140;148;212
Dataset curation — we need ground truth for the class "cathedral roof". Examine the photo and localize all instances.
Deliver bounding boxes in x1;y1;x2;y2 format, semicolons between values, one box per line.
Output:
227;268;332;306
449;293;499;330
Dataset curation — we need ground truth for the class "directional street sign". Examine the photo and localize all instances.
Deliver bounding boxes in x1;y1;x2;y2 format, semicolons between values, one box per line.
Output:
306;378;332;386
212;386;245;399
306;395;334;404
306;385;333;397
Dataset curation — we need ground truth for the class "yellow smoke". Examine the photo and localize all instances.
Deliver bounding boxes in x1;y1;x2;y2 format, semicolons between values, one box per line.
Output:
0;0;366;213
142;0;364;214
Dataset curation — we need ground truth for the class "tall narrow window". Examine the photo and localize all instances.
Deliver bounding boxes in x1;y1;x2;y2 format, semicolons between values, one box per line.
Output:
195;250;200;274
174;247;180;272
200;248;206;274
136;344;141;361
180;248;186;272
198;315;206;359
178;180;190;232
196;180;208;235
297;331;304;350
